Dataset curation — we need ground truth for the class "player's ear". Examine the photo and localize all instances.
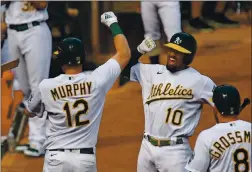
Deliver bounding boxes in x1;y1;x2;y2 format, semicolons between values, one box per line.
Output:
213;106;219;123
61;64;67;73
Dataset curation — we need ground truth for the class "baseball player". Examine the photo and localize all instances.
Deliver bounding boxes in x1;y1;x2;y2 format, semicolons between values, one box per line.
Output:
1;4;20;102
4;1;52;156
141;1;182;64
185;84;251;172
20;11;155;172
1;4;9;65
130;32;216;172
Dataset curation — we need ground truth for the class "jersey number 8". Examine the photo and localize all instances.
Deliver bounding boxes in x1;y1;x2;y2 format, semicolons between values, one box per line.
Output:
165;108;183;126
233;148;249;172
63;99;89;127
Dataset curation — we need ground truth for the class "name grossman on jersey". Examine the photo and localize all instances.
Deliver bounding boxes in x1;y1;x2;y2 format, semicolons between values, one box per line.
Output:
146;83;193;104
210;130;251;159
50;82;92;101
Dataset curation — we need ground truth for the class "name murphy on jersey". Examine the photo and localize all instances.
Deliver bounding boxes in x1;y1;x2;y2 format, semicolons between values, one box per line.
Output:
50;82;92;101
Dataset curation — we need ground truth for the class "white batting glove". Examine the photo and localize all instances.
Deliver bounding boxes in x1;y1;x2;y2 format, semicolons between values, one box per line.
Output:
137;37;156;54
101;11;118;27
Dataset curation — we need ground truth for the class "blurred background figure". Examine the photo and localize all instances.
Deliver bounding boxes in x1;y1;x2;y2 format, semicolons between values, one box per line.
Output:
1;4;9;65
48;1;97;78
4;1;52;157
186;1;240;33
140;1;182;65
1;3;22;124
187;1;215;32
202;1;240;28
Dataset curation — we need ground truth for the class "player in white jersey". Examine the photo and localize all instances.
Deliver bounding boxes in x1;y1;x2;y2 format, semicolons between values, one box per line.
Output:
141;1;181;64
20;11;155;172
1;4;20;106
129;32;216;172
186;84;251;172
1;4;8;64
4;1;52;156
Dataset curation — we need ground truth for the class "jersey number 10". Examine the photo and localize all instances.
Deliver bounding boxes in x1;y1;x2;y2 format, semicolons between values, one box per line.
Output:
165;108;183;126
63;99;89;127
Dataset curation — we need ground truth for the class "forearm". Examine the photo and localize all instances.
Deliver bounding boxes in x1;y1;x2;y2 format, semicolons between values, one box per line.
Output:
30;1;48;10
111;23;131;58
110;23;131;69
120;49;143;79
24;108;36;118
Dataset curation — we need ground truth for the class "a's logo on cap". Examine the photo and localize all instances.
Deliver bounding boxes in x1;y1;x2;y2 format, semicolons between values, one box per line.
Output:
174;37;182;44
105;14;112;19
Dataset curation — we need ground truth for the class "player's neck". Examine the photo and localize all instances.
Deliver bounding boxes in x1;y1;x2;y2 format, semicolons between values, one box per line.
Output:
63;65;82;75
217;115;239;123
166;65;188;73
64;69;82;75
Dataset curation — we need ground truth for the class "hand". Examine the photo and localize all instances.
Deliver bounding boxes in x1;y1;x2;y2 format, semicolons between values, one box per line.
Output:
101;11;118;27
137;37;156;54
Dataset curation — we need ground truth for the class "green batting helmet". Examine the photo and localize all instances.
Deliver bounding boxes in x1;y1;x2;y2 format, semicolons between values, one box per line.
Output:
164;32;197;65
213;85;241;115
53;37;85;66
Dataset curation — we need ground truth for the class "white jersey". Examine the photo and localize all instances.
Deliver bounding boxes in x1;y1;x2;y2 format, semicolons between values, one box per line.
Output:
25;59;121;150
186;120;251;172
5;1;48;25
130;63;216;138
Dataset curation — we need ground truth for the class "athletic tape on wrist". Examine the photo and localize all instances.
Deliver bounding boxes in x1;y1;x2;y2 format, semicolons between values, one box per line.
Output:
109;23;123;37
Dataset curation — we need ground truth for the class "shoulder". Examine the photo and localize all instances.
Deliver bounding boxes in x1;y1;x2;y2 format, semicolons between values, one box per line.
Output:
196;73;216;90
136;63;165;72
201;74;214;83
197;125;218;142
39;78;55;89
238;120;251;127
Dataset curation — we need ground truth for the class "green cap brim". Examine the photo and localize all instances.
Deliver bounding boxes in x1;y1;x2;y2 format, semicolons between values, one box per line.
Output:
164;43;191;54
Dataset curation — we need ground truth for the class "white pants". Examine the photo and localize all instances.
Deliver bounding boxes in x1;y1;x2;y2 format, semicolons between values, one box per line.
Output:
1;39;20;92
137;138;192;172
43;150;97;172
141;2;182;42
7;22;52;149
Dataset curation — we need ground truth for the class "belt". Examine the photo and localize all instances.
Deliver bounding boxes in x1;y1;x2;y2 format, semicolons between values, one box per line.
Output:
9;21;41;32
49;148;94;154
144;135;184;147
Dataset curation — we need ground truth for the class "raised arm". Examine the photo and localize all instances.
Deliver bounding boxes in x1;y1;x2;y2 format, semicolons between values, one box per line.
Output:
121;37;156;80
101;12;131;70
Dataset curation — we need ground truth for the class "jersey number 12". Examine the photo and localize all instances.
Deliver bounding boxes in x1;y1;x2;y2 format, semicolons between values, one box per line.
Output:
63;99;89;127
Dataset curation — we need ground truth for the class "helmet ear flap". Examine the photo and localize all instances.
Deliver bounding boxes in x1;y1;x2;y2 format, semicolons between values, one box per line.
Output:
183;53;195;65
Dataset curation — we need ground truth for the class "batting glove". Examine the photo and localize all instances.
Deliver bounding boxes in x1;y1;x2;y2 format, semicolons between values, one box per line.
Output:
101;11;118;27
137;37;156;54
